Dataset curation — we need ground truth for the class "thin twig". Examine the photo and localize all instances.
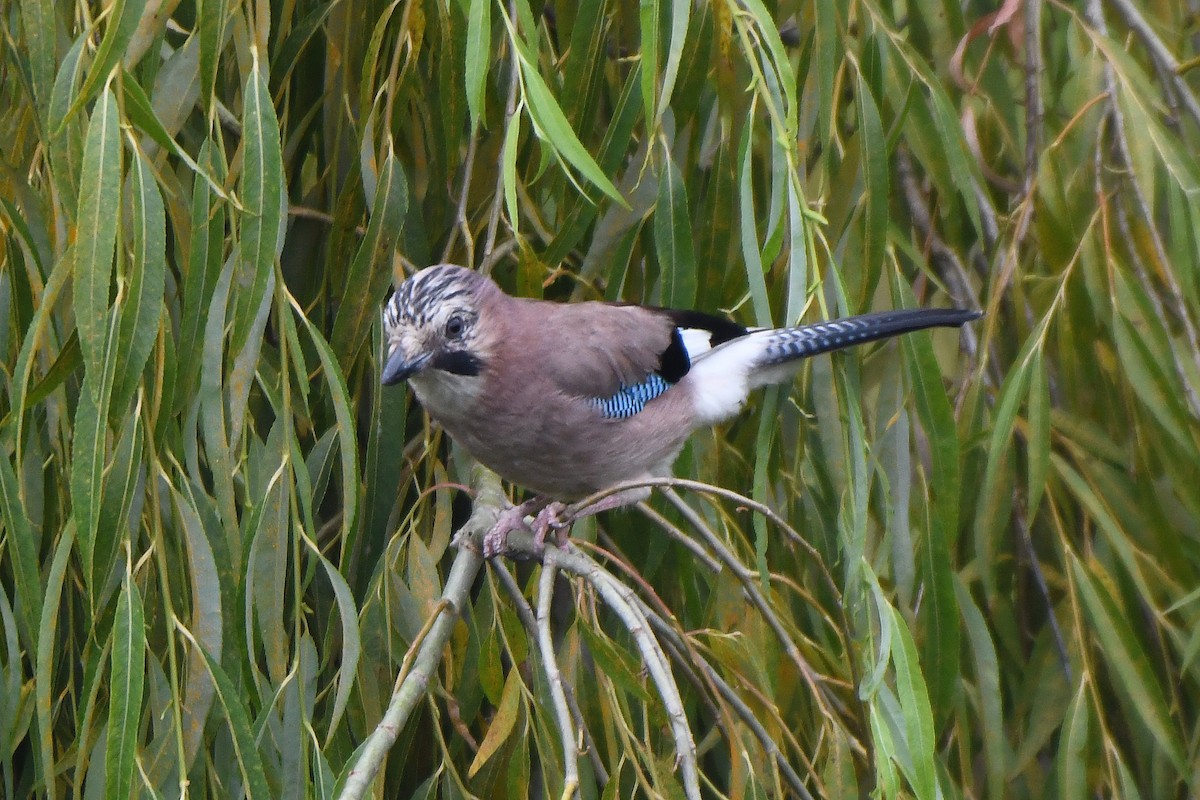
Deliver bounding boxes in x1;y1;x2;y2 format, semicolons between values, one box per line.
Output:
441;130;480;265
481;0;523;274
536;553;581;799
510;535;701;800
1084;0;1200;419
490;557;611;784
574;477;847;627
1102;0;1200;129
634;501;722;572
659;489;852;725
641;610;817;800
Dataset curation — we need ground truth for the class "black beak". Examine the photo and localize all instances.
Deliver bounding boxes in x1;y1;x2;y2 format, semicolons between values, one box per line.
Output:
381;349;430;386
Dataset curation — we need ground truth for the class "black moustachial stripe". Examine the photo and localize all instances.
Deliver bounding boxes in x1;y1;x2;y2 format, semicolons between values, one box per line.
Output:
761;308;980;367
433;350;483;376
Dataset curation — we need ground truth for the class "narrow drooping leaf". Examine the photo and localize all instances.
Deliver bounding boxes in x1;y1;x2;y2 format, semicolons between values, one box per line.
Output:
111;151;166;417
469;667;524;777
331;150;408;369
63;0;147;124
196;0;229;108
1070;554;1187;772
466;0;491;131
889;606;936;800
172;485;222;769
654;149;696;309
74;88;121;388
232;57;284;355
18;0;56;118
105;575;146;800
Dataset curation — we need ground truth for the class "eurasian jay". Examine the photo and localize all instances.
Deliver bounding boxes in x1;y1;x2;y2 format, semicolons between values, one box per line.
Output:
382;264;980;557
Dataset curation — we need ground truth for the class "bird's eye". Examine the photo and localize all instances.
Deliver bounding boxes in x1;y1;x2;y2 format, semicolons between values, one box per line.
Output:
445;315;466;339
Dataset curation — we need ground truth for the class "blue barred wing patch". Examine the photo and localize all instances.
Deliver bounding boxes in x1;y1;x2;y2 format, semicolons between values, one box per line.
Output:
592;374;671;419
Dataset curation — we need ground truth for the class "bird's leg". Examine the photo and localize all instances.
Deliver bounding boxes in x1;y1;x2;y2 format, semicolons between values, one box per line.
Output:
528;486;654;553
482;495;552;558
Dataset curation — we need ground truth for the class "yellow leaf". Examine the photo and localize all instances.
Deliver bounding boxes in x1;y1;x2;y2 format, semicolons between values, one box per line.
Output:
468;668;524;778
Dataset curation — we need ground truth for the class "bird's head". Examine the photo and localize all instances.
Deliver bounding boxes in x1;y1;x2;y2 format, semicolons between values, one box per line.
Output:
381;264;496;394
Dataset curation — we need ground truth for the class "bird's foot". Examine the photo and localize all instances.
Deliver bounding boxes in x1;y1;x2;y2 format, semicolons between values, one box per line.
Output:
482;496;553;558
530;501;572;555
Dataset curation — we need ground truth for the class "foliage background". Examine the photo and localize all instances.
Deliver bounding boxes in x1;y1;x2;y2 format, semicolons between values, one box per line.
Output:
2;0;1199;796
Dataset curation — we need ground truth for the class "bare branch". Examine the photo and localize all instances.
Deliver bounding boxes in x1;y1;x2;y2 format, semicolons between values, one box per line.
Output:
536;554;581;798
337;469;504;800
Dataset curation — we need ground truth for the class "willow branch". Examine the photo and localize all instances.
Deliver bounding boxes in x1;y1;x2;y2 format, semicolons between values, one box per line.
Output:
500;531;702;800
337;468;504;800
536;554;581;799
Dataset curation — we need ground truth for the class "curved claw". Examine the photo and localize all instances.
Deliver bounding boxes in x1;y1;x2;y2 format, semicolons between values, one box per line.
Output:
530;501;572;555
481;496;556;558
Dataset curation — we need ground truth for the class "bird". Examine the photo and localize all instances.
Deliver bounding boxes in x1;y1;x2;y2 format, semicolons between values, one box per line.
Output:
382;263;980;558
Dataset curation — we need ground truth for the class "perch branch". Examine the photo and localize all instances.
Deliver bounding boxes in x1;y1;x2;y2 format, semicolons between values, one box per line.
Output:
337;468;504;800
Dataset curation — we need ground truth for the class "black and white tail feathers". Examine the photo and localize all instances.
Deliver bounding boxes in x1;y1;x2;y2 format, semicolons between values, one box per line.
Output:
758;308;981;367
682;307;980;424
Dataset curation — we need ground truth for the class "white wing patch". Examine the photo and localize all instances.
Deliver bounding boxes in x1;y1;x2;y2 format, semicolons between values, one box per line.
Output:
678;327;717;360
684;333;773;424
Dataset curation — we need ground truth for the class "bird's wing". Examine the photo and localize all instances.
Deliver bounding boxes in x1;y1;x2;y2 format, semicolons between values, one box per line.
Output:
530;302;747;418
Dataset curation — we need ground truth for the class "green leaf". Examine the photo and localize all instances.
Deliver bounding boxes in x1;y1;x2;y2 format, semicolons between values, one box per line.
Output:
18;0;56;118
176;141;228;409
197;0;230;108
1026;350;1050;518
738;109;773;327
171;484;223;769
122;70;228;198
469;667;524;777
232;55;284;355
502;103;523;236
62;0;147;126
655;0;691;124
856;75;887;305
331;149;408;369
0;439;40;646
74;87;121;386
245;425;290;684
955;579;1006;799
111;149;165;417
292;300;361;555
314;547;361;747
105;574;146;800
92;409;143;593
35;527;75;800
1069;554;1187;772
515;43;627;208
1057;678;1089;800
889;606;936;800
466;0;492;131
71;316;120;593
184;634;272;798
974;339;1037;598
654;149;697;309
